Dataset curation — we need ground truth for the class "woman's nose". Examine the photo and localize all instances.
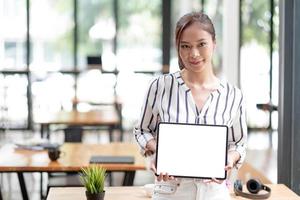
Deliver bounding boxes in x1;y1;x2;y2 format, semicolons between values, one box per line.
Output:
190;47;200;58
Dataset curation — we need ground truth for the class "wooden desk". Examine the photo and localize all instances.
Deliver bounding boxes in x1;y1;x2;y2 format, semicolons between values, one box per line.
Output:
230;184;300;199
0;143;145;200
35;109;123;141
47;185;300;200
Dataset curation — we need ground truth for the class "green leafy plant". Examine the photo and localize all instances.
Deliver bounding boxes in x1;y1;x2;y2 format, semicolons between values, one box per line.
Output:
80;165;107;194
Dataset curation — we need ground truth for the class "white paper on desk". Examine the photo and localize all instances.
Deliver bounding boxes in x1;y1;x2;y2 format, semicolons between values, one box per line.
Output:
156;123;228;179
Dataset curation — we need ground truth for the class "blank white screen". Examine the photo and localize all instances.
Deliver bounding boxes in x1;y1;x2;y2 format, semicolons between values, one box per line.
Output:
156;123;228;179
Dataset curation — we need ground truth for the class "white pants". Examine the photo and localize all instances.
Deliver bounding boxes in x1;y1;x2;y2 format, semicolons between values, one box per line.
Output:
152;179;230;200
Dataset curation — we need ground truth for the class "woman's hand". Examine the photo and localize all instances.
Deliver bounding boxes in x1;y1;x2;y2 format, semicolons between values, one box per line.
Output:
144;139;156;156
152;162;175;182
225;150;240;172
157;172;175;182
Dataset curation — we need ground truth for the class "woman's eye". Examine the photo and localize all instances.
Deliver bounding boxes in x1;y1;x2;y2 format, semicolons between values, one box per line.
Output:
180;44;190;49
198;42;207;47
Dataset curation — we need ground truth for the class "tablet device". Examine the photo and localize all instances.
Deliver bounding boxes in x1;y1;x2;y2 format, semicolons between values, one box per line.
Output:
155;122;228;179
89;156;134;164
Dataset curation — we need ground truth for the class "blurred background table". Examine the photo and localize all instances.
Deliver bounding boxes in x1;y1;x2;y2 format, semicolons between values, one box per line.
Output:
35;109;123;141
0;143;145;200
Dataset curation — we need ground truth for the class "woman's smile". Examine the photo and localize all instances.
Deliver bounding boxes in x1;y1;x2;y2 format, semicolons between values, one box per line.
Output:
189;59;204;66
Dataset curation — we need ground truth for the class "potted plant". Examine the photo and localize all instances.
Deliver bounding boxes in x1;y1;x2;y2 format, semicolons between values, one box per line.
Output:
80;165;107;200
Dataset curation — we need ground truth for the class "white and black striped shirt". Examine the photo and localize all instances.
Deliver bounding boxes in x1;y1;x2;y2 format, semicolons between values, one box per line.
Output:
134;71;247;166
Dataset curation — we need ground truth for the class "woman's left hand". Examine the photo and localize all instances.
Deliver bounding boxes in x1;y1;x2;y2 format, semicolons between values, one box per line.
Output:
204;151;240;184
225;150;240;172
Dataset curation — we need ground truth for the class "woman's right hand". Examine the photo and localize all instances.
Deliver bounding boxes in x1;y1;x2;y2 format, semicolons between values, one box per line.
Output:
157;172;175;182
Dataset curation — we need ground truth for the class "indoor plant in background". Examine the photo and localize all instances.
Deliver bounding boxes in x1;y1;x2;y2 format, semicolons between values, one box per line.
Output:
80;165;107;200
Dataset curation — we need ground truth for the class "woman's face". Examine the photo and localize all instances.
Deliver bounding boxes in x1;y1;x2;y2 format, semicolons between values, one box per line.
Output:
179;22;216;73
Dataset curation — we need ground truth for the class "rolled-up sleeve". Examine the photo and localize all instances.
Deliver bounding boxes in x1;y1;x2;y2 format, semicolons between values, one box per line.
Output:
134;77;160;154
228;95;247;169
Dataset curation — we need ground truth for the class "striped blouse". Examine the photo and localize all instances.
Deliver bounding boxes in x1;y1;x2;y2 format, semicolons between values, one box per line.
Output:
134;71;247;167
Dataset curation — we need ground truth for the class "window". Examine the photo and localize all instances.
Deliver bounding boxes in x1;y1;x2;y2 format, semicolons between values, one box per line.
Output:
78;0;114;71
30;0;75;121
0;74;28;128
0;0;28;129
30;0;73;71
0;0;26;70
240;0;279;130
118;0;162;72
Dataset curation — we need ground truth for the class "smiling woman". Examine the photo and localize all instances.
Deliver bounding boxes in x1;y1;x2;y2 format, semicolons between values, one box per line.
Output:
176;13;216;71
134;11;247;200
